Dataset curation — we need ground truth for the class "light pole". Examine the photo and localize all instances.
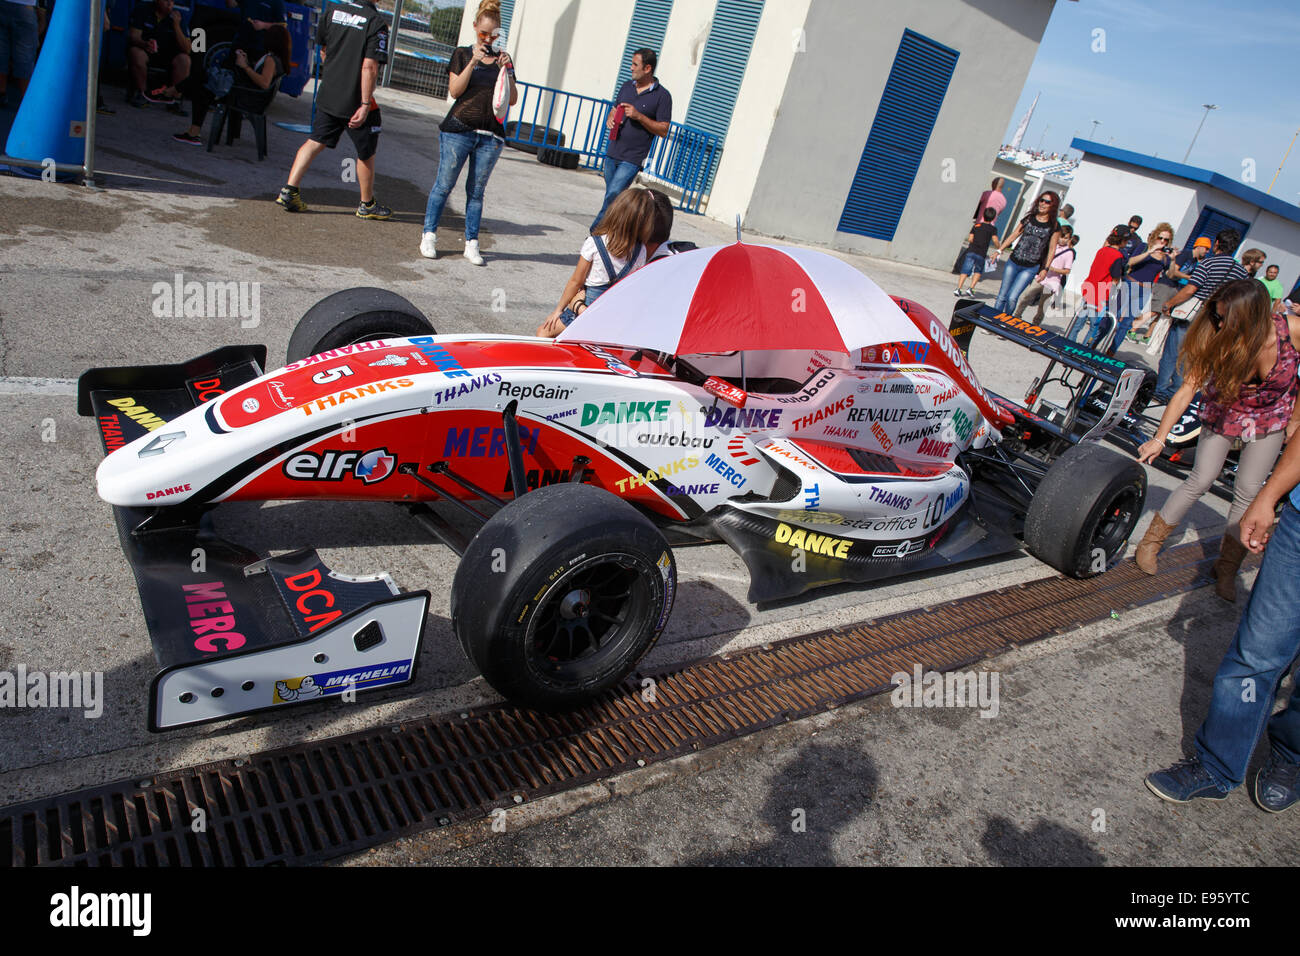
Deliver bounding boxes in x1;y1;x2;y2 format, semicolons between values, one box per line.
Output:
1183;104;1218;163
1267;126;1300;194
1089;119;1101;140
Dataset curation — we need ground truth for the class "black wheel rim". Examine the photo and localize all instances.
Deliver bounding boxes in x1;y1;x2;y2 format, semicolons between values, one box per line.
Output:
1092;483;1142;564
526;554;654;683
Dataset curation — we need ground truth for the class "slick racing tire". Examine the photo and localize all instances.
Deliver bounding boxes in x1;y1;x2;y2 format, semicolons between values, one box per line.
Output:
451;483;676;710
537;146;580;169
505;121;565;155
287;288;436;364
1024;441;1147;578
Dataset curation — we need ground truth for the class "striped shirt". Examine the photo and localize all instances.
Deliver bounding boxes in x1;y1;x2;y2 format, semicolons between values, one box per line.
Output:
1187;254;1248;300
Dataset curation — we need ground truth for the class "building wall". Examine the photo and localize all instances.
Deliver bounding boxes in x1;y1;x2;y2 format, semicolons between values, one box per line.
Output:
458;0;636;98
705;0;812;222
1241;211;1300;295
1060;157;1197;293
740;0;1053;268
1062;155;1300;294
655;0;719;122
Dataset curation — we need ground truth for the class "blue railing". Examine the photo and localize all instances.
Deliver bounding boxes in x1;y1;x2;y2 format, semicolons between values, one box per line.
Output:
504;81;721;214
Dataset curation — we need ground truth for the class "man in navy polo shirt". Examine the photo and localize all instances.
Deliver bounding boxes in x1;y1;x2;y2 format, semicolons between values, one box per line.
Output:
591;48;671;231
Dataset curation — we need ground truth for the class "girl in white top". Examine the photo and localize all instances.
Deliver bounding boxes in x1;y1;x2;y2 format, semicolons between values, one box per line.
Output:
538;187;655;338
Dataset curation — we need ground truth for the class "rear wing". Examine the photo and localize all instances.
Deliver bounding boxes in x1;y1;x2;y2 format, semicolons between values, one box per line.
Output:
948;300;1137;386
949;300;1152;445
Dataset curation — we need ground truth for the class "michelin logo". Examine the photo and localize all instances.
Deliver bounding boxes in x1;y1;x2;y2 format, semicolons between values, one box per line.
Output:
275;676;323;702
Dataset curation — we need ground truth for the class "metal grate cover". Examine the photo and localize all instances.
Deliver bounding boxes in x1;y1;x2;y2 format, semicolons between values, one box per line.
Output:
1;542;1233;866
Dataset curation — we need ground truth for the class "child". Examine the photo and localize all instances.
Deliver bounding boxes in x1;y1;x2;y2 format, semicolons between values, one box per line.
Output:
537;187;655;338
954;208;1000;297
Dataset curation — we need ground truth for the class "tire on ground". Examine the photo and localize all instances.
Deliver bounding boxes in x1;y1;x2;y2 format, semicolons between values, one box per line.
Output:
286;287;436;365
451;483;676;710
537;146;580;169
1024;441;1147;577
505;121;565;155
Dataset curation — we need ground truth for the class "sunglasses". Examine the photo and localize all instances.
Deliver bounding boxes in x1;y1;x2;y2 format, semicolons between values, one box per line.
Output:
1037;198;1052;204
477;29;500;40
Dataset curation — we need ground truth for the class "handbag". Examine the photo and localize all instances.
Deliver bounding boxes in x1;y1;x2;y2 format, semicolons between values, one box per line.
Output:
1145;316;1170;356
491;64;510;121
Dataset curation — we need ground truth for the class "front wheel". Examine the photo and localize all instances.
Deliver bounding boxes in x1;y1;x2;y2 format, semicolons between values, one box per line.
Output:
1024;441;1147;577
451;483;676;710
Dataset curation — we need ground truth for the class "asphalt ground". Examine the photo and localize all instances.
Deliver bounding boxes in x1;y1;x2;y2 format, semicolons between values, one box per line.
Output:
0;84;1290;866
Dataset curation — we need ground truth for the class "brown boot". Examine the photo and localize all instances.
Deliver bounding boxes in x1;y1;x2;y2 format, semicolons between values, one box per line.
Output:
1135;513;1175;574
1213;535;1248;602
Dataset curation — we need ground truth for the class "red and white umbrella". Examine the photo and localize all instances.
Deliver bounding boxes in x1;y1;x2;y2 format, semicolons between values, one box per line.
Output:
557;242;919;357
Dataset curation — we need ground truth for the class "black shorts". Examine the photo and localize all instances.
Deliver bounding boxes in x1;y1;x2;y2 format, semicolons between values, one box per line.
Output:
310;106;383;161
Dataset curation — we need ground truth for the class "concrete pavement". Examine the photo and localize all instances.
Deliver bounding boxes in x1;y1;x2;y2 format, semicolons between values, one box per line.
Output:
0;82;1289;866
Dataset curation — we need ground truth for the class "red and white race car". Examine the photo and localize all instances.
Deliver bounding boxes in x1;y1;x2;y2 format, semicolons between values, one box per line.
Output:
80;243;1147;729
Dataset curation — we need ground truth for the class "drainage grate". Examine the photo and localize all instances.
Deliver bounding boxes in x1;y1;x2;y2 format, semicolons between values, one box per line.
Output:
1;541;1234;866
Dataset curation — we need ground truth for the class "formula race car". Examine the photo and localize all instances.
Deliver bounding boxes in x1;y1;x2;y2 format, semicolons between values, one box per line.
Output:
79;243;1148;730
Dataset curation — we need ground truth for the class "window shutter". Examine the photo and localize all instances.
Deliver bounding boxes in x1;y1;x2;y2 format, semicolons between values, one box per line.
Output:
613;0;674;98
682;0;764;142
838;29;959;242
1181;205;1251;254
499;0;515;39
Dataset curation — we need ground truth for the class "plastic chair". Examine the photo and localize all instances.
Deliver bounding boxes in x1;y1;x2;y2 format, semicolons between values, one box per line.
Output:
207;71;282;161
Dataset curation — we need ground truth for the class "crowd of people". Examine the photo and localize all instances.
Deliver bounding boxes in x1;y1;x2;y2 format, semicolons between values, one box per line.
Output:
963;176;1300;813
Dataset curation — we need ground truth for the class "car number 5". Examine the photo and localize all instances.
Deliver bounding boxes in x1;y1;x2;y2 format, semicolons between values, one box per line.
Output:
312;365;354;385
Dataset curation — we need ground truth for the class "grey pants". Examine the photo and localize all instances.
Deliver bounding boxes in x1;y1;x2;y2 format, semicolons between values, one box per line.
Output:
1159;427;1286;537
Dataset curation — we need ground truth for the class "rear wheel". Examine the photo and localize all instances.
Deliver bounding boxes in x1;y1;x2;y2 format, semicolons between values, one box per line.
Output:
1024;441;1146;577
287;287;435;365
451;483;676;710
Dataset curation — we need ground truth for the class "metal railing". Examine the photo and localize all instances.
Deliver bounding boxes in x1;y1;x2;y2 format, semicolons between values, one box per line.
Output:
503;81;721;214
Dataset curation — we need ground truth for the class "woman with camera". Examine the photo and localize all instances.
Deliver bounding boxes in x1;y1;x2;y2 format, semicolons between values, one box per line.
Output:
419;0;518;265
1133;279;1300;600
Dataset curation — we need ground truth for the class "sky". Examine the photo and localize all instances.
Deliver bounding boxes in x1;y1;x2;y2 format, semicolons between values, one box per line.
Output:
1002;0;1300;205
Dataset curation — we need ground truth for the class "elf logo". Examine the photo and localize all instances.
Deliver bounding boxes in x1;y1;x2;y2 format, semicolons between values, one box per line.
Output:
283;448;396;483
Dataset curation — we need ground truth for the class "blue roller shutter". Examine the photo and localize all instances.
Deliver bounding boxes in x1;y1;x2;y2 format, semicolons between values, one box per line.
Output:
613;0;674;97
683;0;763;142
838;29;959;242
1180;205;1250;254
499;0;515;39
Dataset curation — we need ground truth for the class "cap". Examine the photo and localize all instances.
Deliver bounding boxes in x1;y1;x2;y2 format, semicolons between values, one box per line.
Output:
1112;224;1131;238
1193;237;1212;249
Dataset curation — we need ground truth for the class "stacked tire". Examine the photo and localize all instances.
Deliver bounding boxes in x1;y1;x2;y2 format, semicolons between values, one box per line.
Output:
505;121;565;155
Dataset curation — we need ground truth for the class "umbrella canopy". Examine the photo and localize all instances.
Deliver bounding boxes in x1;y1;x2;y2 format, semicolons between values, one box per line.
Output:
556;242;919;356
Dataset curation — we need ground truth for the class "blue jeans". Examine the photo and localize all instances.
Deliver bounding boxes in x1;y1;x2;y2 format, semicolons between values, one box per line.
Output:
1195;501;1300;789
591;156;640;231
1154;320;1189;401
423;130;504;239
1066;302;1114;348
992;260;1038;314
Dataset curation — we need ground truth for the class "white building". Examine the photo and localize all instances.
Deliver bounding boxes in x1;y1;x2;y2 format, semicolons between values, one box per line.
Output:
1063;139;1300;297
461;0;1055;270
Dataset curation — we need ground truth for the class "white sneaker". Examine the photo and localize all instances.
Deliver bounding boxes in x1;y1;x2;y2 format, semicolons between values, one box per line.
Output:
463;239;484;266
419;232;437;259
